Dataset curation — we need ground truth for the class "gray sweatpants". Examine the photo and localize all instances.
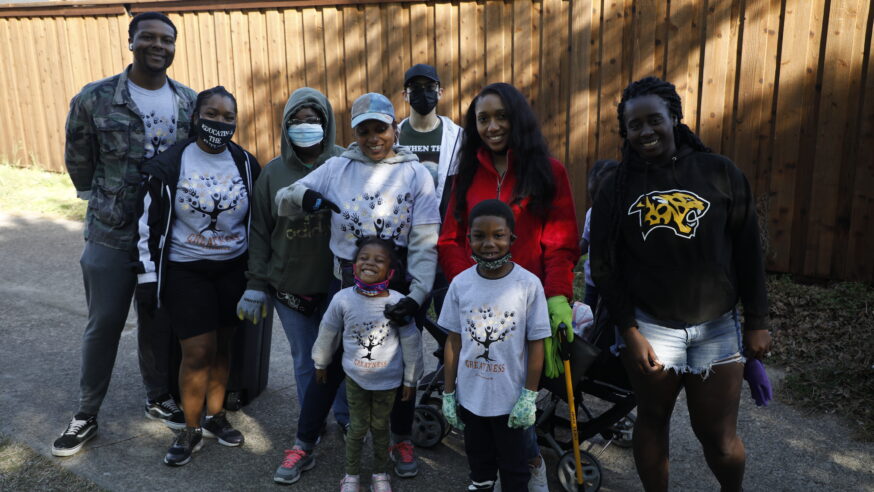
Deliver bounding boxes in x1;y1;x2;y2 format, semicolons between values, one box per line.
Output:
77;241;172;415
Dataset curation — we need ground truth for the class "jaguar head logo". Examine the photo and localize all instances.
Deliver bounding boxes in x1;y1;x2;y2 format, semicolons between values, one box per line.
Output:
628;190;710;240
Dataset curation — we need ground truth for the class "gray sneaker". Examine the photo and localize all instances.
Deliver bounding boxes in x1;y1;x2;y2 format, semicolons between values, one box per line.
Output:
274;445;315;484
388;440;418;478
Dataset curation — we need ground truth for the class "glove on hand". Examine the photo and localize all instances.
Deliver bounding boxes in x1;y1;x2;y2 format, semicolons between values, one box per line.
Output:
442;391;464;430
236;289;268;324
384;297;420;325
542;337;565;379
743;357;773;407
136;282;158;317
507;388;538;428
302;189;340;213
547;295;574;342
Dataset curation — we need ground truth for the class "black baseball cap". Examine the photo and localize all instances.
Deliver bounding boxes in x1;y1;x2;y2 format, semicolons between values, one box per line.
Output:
404;64;440;86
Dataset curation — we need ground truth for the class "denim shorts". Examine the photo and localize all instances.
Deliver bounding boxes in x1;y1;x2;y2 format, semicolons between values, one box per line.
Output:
613;309;745;376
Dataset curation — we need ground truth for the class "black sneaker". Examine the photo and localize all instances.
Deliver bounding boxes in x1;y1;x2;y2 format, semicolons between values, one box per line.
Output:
51;414;98;457
145;396;185;430
164;427;203;466
202;411;244;447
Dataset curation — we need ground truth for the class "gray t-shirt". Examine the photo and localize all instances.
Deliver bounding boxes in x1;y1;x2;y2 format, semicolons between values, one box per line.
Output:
127;80;178;159
168;143;249;262
438;264;551;416
313;288;422;390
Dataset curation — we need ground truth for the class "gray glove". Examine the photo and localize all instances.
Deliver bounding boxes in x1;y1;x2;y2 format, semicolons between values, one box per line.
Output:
236;289;268;324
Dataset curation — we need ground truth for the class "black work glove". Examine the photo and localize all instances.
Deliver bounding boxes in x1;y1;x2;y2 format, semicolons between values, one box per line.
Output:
302;189;340;213
384;297;420;325
136;282;158;317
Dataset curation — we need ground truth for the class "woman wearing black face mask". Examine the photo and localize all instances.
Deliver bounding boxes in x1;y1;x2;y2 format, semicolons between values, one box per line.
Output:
133;86;260;466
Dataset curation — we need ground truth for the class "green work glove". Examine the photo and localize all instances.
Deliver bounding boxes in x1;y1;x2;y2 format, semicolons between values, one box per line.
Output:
543;336;564;378
442;391;464;430
547;295;574;342
507;388;538;429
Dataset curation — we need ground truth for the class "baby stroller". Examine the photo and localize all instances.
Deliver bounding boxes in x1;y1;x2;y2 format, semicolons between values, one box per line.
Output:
411;306;636;492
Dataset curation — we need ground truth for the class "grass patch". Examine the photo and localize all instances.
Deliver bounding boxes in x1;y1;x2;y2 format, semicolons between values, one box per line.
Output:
0;436;104;491
0;164;85;221
768;276;874;440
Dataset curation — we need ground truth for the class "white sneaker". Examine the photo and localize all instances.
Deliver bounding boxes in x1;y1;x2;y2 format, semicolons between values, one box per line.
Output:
528;455;548;492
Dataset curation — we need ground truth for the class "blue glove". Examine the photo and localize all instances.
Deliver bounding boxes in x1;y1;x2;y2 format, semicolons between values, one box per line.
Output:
507;388;537;428
442;391;464;430
743;358;773;406
236;289;268;324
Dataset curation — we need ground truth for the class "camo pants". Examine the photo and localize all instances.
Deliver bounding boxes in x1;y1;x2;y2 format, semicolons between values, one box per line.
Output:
345;377;397;475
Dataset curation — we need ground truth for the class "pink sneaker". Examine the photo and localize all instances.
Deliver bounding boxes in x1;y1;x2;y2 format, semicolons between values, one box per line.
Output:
370;472;392;492
340;474;360;492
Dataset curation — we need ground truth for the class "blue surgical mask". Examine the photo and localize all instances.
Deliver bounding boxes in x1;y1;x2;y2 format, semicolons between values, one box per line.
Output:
287;123;324;148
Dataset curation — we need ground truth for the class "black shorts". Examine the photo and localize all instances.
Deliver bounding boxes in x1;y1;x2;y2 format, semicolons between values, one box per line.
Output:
162;255;247;340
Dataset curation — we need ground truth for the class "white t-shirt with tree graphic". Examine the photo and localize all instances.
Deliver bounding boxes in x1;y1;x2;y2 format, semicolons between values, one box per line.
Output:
168;143;248;262
294;155;440;261
313;288;422;391
439;264;551;416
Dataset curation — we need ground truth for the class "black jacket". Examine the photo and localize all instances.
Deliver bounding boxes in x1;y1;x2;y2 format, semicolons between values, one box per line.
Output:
133;137;261;306
590;146;768;332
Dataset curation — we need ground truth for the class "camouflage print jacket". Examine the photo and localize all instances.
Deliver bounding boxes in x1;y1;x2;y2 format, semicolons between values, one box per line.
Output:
65;65;197;251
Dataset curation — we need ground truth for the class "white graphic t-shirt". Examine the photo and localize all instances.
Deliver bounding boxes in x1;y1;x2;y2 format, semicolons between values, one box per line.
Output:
168;143;248;262
319;288;421;390
438;264;551;417
294;156;440;260
128;80;178;159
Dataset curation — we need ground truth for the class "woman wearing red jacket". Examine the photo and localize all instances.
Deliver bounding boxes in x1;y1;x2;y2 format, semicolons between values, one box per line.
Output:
437;82;579;491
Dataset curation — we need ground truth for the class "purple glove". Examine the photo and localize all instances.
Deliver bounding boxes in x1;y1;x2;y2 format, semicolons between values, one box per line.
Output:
743;358;773;407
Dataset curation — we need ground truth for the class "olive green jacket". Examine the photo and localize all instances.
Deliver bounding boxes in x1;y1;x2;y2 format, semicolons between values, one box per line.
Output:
64;65;197;251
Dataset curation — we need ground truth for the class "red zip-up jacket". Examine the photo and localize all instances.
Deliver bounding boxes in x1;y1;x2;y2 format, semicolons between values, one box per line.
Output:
438;147;580;298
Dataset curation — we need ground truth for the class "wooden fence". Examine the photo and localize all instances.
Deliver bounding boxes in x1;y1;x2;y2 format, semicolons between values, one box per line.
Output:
0;0;873;281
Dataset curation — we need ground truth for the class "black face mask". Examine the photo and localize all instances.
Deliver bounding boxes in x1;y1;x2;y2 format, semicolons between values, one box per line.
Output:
409;88;439;116
197;119;236;150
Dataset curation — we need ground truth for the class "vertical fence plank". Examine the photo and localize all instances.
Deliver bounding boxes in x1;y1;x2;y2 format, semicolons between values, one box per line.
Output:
182;13;204;91
768;0;824;273
343;6;366;142
539;0;562;152
248;10;272;161
667;0;703;133
0;19;25;164
198;12;218;89
383;4;407;117
264;9;286;155
303;8;327;93
631;0;659;80
214;11;236;96
809;0;871;277
596;0;628;161
484;0;505;84
459;1;481;107
363;5;383;95
166;13;188;85
512;0;533;103
323;6;346;139
230;10;256;152
568;0;593;212
13;18;53;167
434;2;458;123
35;18;64;170
698;0;733;152
283;9;305;95
846;12;874;280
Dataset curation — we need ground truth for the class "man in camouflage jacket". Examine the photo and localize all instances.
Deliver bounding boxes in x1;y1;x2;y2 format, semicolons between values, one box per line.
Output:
54;12;197;457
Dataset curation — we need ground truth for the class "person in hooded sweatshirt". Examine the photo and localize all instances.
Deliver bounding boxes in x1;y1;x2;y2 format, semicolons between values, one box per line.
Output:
272;92;438;485
234;87;350;454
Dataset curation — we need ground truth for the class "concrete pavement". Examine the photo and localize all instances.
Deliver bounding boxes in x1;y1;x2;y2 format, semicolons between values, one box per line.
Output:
0;212;872;491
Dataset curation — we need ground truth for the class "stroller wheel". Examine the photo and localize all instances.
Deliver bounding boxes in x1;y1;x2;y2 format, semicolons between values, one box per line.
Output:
411;405;446;448
557;450;602;491
608;412;635;448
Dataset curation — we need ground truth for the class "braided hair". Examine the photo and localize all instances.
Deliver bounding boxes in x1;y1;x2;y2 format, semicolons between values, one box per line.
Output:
605;77;711;268
453;83;556;224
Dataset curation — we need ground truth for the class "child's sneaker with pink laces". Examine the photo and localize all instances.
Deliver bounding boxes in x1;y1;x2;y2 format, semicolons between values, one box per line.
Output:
370;472;392;492
388;440;418;477
340;474;360;492
273;445;315;484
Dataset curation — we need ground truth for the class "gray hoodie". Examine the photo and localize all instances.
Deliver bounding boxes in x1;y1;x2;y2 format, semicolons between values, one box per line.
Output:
245;88;345;295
